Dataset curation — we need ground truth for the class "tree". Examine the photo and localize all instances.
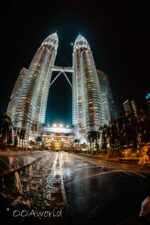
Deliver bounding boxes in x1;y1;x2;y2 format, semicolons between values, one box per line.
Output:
0;112;13;145
73;139;80;151
85;130;100;151
35;136;43;143
74;139;80;144
110;121;119;149
14;135;18;147
100;125;108;150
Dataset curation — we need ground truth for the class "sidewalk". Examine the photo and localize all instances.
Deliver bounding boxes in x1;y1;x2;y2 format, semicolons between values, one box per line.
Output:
76;152;150;176
79;152;140;164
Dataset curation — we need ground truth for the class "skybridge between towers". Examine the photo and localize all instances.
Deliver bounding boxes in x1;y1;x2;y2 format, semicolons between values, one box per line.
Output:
50;66;74;89
51;66;74;73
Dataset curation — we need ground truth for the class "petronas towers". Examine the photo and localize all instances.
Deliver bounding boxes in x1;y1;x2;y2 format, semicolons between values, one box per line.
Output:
7;33;117;140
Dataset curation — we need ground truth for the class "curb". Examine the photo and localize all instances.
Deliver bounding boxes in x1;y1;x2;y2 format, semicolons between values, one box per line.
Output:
78;153;139;164
75;153;150;175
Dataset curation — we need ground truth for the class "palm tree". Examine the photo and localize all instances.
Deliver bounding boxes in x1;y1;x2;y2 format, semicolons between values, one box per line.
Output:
85;130;100;152
74;139;80;144
110;120;120;149
73;139;80;151
85;131;93;151
0;112;13;145
100;125;108;150
35;136;43;144
35;136;43;150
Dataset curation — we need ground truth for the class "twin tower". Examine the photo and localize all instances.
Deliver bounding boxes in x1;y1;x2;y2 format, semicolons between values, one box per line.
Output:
7;33;115;140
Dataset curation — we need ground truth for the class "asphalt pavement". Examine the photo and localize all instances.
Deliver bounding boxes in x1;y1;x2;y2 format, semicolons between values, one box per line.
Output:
0;151;150;225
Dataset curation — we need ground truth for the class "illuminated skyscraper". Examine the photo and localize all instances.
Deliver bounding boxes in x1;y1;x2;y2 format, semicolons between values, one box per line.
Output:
123;99;138;117
7;67;28;123
10;33;58;132
97;70;117;126
73;35;102;139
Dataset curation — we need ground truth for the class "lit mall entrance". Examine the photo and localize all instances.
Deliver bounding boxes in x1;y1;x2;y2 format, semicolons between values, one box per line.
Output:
42;124;74;150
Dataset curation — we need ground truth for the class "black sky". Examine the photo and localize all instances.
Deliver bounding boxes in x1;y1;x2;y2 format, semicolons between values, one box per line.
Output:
0;0;149;124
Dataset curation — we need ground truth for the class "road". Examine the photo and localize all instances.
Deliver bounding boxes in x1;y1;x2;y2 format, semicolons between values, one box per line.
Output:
0;151;150;225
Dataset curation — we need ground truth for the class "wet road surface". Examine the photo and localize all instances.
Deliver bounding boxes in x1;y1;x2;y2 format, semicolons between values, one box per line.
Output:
0;151;150;225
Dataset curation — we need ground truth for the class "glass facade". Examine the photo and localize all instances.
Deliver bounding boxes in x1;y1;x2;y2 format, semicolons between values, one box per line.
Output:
7;67;28;123
8;33;58;134
73;35;102;140
97;70;117;126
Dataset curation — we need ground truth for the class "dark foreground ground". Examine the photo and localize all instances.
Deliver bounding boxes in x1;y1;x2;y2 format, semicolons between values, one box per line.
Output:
0;151;150;225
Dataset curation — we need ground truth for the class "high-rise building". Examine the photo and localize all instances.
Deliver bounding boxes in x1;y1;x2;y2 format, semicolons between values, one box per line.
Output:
7;33;116;143
9;33;58;133
97;70;117;126
123;99;138;117
73;35;102;140
7;67;28;123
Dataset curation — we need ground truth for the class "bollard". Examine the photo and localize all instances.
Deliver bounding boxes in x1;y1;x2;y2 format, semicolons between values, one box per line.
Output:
28;165;33;176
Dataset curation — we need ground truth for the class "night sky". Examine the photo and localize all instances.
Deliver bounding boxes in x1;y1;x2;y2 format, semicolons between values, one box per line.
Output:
0;0;149;125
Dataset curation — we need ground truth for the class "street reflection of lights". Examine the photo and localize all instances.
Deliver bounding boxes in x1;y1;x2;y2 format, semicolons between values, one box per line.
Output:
53;153;58;176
